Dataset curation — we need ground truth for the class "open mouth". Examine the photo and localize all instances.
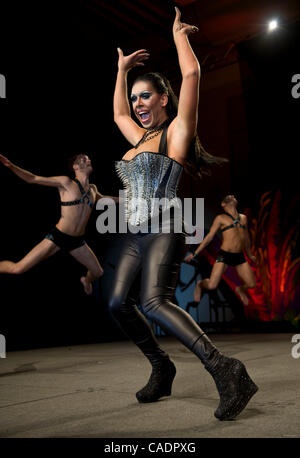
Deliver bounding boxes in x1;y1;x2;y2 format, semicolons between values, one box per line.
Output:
137;111;151;124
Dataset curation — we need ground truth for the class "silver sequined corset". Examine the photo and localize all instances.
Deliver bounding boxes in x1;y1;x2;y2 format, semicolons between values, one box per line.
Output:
115;151;183;226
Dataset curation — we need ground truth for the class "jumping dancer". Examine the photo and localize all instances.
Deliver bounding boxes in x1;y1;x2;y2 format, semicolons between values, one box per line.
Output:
0;153;116;295
186;194;256;305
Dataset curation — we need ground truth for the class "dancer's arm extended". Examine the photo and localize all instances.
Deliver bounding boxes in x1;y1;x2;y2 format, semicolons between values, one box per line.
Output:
168;7;200;164
0;154;70;188
113;48;149;145
186;216;221;262
92;184;120;204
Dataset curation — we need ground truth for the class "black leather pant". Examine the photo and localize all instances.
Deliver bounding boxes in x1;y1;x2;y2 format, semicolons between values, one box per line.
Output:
108;231;214;365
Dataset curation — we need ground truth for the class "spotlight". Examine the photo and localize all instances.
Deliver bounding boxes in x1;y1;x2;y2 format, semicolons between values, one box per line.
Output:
268;19;278;32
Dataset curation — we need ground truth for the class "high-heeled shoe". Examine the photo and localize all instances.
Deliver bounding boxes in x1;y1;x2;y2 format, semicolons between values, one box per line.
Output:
136;359;176;403
192;333;258;420
207;355;258;420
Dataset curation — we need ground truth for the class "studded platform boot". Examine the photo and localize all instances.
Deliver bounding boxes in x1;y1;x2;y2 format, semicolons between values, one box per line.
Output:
192;332;259;420
135;337;176;403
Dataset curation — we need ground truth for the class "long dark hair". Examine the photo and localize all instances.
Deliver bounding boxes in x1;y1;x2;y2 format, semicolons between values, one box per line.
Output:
133;72;228;178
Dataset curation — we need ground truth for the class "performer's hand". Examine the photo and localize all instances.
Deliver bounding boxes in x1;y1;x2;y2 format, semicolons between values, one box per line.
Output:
117;48;150;72
173;7;199;38
0;154;12;168
185;253;195;263
249;254;257;264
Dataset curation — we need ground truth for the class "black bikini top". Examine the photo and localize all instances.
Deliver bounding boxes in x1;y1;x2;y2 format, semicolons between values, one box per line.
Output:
221;212;246;232
61;178;93;208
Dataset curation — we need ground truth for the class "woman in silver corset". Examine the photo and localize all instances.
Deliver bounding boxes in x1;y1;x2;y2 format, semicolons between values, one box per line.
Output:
109;7;258;421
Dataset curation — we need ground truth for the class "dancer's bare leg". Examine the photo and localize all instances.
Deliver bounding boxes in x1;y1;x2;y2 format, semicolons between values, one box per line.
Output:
0;239;60;274
194;262;227;302
194;280;202;302
70;243;103;295
234;262;256;306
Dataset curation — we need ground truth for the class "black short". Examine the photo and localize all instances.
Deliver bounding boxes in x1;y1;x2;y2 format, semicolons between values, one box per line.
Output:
45;227;86;252
216;249;246;267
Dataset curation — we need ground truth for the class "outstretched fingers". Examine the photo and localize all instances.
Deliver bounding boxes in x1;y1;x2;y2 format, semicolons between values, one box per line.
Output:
173;6;199;35
183;24;199;34
117;48;150;71
0;154;11;167
130;49;150;62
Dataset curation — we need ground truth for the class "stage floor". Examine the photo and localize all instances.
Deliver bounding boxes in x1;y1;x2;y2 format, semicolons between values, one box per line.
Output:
0;333;299;438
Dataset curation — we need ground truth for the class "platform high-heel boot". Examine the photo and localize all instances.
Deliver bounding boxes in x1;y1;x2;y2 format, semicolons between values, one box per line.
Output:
135;337;176;403
193;333;259;420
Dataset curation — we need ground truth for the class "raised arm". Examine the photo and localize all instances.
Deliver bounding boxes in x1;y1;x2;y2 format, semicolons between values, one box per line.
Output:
185;216;222;262
0;154;70;188
168;7;200;163
113;48;149;145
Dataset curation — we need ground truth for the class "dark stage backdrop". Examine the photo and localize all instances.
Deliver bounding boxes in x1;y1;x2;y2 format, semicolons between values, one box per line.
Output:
237;22;300;200
234;24;300;324
0;2;299;350
0;1;130;350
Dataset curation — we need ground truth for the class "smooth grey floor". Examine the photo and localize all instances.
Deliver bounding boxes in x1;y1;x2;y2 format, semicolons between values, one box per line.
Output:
0;333;299;438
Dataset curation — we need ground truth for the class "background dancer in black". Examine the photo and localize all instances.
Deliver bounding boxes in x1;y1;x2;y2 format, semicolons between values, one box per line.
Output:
109;7;258;420
0;153;116;295
186;194;256;306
